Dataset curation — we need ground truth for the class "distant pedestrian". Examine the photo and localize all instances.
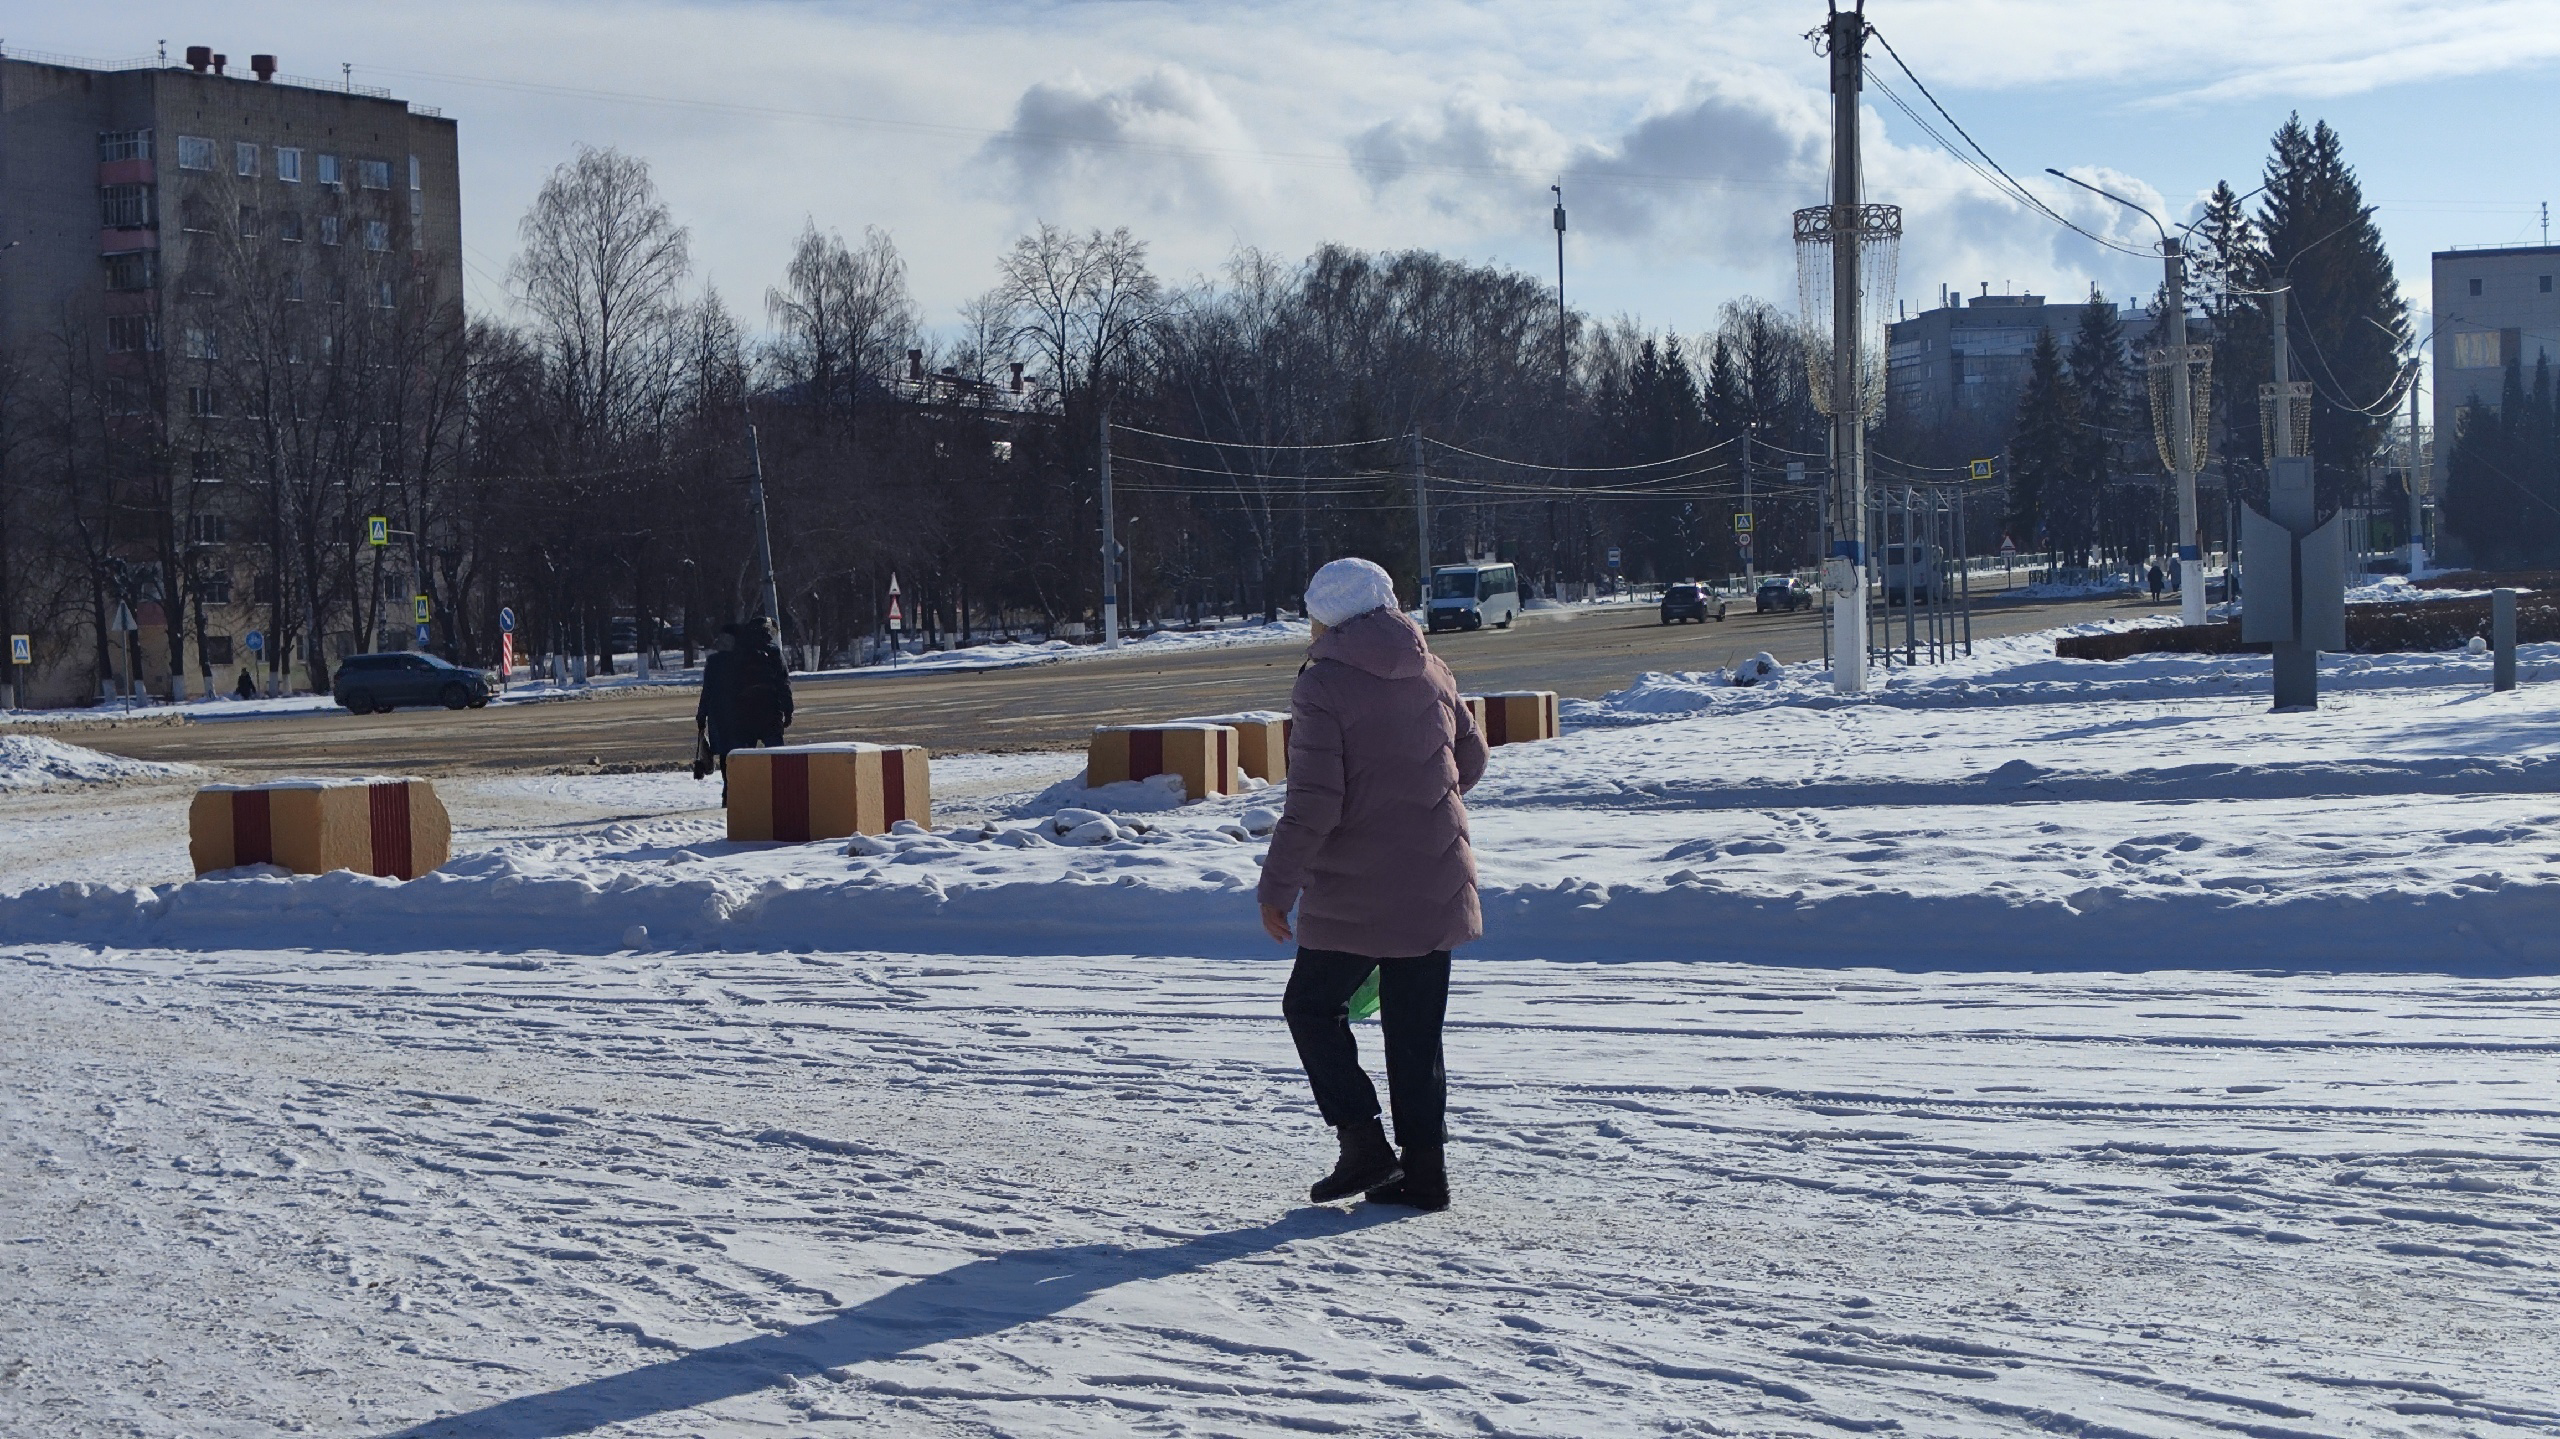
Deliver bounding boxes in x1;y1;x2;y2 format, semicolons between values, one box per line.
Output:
1260;557;1488;1213
2147;563;2166;602
696;618;793;797
233;668;257;700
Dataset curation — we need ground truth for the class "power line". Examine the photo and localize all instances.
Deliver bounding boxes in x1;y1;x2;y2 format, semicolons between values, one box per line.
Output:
1866;28;2155;261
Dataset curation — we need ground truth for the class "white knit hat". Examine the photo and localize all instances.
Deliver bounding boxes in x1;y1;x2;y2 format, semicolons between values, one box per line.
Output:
1303;557;1399;626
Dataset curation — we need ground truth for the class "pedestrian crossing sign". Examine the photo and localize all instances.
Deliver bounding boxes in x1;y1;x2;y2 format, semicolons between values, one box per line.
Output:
413;594;432;625
1969;459;1995;481
367;515;389;547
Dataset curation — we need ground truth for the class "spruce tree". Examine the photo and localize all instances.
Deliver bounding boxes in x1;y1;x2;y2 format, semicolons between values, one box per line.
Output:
2237;115;2409;512
2007;330;2080;562
2066;293;2131;569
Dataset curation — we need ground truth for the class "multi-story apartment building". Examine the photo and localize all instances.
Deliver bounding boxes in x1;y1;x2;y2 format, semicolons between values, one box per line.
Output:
1886;287;2191;432
2431;244;2560;489
0;44;460;705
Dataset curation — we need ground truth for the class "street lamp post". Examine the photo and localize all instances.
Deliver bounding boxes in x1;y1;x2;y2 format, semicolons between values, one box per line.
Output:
2047;168;2207;627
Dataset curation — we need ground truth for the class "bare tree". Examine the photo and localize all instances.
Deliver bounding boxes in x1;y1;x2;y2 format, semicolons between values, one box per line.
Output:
512;146;691;448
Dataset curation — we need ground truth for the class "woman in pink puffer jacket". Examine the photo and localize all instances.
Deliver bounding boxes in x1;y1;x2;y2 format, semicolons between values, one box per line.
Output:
1258;557;1488;1213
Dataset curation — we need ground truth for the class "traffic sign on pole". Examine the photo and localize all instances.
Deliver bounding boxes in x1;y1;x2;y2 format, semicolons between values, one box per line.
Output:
9;634;28;666
1605;547;1622;570
1733;512;1754;532
245;631;264;654
415;624;431;648
1970;459;1995;481
887;573;904;632
367;515;389;547
413;594;432;625
498;606;516;634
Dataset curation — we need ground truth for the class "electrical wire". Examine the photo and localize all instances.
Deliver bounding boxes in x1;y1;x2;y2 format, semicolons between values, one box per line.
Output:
1865;28;2155;261
1109;421;1395;452
1423;433;1739;472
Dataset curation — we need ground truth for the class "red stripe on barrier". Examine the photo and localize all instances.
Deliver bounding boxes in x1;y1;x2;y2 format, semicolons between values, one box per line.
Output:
1216;729;1230;794
881;747;908;823
232;789;272;866
772;753;810;842
1485;700;1510;746
1129;728;1165;780
368;782;414;878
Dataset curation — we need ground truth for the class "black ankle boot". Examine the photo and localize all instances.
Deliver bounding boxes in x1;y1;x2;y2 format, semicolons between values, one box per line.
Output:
1365;1145;1449;1212
1310;1118;1402;1203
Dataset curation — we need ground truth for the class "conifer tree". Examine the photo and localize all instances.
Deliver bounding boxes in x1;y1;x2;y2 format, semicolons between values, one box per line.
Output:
2006;330;2079;561
2066;293;2131;568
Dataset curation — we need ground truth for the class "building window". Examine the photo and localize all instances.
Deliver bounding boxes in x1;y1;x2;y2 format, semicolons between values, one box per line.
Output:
278;211;303;243
184;328;220;361
359;159;392;190
190;511;229;541
409;190;423;221
317;153;341;189
2471;277;2485;297
108;378;148;415
2453;330;2506;369
319;215;342;246
191;450;225;481
284;272;305;304
107;316;160;353
277;147;302;183
99;128;153;163
408;154;421;190
364;219;390;252
200;631;234;663
104;252;159;291
239;204;260;238
100;184;155;228
374;279;396;310
176;134;215;171
188;386;220;418
235;141;260;178
2544;276;2554;294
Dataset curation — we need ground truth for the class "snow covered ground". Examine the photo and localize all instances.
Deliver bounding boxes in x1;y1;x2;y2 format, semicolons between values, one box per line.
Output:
5;621;2558;1435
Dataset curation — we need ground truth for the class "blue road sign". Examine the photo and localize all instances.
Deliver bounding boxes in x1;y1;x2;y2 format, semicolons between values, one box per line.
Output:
9;634;28;666
245;631;265;653
498;606;516;633
415;624;432;648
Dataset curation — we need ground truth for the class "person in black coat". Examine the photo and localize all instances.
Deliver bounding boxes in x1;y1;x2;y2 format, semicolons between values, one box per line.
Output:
696;620;793;792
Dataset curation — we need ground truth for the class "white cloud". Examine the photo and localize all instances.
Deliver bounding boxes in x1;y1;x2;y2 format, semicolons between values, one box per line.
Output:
975;65;1272;221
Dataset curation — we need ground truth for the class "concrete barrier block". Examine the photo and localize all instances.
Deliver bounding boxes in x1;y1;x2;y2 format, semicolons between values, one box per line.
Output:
1178;710;1290;783
1088;724;1240;801
1460;695;1488;736
188;778;450;879
726;743;931;842
1467;690;1560;746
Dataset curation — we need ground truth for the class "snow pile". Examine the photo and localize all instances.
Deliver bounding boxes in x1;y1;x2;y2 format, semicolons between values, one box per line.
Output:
0;734;198;790
9;624;2560;974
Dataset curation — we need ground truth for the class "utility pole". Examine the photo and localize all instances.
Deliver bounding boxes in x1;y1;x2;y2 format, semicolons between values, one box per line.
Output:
744;423;783;632
1826;0;1870;694
1741;423;1755;584
1552;183;1571;596
1098;406;1120;648
2164;240;2205;626
1411;430;1432;605
2406;364;2426;573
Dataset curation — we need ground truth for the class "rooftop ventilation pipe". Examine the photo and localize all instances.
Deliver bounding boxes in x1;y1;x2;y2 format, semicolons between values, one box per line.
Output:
1009;361;1025;394
185;45;211;72
212;53;228;75
907;349;923;381
251;54;276;81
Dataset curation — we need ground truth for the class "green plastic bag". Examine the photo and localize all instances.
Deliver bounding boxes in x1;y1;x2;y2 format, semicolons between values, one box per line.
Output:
1348;967;1382;1021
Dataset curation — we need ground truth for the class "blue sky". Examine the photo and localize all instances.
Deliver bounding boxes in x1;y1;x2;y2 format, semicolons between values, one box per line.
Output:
25;0;2560;354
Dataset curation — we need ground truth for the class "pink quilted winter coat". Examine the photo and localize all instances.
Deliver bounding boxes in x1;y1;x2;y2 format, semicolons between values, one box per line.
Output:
1256;608;1489;957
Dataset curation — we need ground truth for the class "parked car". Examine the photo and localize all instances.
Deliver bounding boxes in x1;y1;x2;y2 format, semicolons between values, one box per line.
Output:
1659;581;1728;624
334;652;492;713
1755;576;1814;613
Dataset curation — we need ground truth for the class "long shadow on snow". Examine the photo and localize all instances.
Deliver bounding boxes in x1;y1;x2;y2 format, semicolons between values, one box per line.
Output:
378;1207;1392;1438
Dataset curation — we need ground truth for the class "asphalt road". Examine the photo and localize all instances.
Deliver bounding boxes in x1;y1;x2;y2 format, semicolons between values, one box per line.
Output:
58;587;2146;778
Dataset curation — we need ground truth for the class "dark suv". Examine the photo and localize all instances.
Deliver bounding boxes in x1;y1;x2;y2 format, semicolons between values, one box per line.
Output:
1659;582;1727;624
1755;576;1814;613
334;652;492;713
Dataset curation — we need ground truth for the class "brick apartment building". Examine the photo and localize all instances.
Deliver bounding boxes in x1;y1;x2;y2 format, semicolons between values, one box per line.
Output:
0;44;460;705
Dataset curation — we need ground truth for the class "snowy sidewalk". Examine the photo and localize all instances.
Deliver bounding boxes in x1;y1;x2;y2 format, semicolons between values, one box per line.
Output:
4;944;2554;1436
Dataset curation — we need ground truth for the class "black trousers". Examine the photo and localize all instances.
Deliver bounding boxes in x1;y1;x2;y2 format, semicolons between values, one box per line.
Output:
1283;947;1450;1150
